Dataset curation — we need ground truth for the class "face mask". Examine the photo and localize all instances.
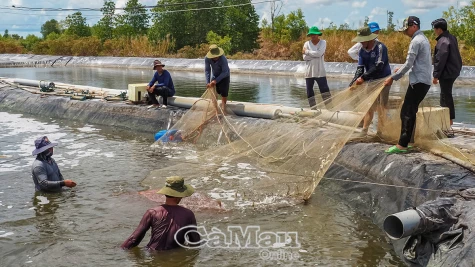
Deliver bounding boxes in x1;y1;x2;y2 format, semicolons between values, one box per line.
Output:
44;149;53;158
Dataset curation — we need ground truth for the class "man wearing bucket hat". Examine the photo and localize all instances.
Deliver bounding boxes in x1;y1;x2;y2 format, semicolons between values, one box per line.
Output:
349;26;391;136
384;16;432;154
205;44;230;113
348;22;381;61
146;59;175;109
121;176;200;250
303;26;331;108
31;136;76;192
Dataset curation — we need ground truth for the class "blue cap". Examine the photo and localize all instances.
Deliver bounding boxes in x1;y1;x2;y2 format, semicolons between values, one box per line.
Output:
368;22;380;33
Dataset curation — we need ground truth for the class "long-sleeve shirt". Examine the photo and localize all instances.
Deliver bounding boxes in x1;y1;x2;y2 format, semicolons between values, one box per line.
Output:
348;42;362;61
358;40;391;80
148;70;175;96
31;158;65;192
303;39;327;78
391;30;432;85
121;205;200;251
205;56;230;84
348;39;380;61
433;30;462;80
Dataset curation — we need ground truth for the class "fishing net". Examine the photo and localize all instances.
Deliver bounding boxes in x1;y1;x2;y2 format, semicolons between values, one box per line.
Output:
146;77;475;208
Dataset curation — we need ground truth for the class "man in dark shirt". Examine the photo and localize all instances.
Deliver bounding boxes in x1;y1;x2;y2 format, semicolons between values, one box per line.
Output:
431;18;462;127
121;176;200;250
147;59;175;109
350;26;391;136
31;136;76;192
205;44;230;113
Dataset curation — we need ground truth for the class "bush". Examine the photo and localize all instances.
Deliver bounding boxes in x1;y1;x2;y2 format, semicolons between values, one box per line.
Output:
71;36;102;56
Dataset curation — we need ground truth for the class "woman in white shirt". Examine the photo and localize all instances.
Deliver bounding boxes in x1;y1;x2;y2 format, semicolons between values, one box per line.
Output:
303;26;331;108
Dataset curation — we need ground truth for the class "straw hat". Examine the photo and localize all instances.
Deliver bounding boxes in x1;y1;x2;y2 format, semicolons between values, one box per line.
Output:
206;44;224;58
352;27;378;43
157;176;195;198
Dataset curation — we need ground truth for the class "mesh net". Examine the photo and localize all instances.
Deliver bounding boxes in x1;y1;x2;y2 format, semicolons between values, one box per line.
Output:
148;78;475;208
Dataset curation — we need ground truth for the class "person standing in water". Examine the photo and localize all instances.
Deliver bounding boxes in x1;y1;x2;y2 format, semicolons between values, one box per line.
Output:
121;176;200;250
31;136;76;192
303;26;331;108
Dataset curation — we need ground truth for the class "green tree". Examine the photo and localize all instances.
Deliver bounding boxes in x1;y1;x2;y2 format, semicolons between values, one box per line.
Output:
206;31;231;54
338;23;350;30
92;0;115;41
285;9;307;40
41;19;61;39
3;29;9;38
21;34;41;51
364;16;369;26
442;3;475;44
220;0;260;53
63;12;91;37
150;0;220;50
261;9;308;44
387;11;396;32
114;0;149;38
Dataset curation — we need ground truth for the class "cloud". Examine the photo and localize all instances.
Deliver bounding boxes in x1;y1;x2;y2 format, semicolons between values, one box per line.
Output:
371;7;387;16
459;1;469;7
315;17;332;28
352;1;367;8
402;0;457;10
405;8;431;15
304;0;351;5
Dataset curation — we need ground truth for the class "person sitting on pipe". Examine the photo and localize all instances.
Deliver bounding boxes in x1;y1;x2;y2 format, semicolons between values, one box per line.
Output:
31;136;76;192
147;59;175;109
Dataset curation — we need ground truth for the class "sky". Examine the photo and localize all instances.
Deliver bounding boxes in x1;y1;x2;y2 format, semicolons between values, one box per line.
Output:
0;0;469;37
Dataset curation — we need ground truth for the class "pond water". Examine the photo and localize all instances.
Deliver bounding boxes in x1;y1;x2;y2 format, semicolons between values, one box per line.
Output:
0;66;474;124
0;112;402;266
0;64;408;267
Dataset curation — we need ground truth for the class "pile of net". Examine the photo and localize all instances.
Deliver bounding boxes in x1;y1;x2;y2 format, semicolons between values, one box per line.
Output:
148;78;475;208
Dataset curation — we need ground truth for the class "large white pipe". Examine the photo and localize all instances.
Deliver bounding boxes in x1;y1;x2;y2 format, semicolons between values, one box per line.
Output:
383;209;422;240
167;96;282;119
13;78;55;89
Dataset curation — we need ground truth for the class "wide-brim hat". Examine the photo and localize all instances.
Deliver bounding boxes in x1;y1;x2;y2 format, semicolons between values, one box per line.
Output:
206;44;224;58
307;26;322;36
32;136;58;155
157;176;195;198
352;26;378;42
153;59;165;70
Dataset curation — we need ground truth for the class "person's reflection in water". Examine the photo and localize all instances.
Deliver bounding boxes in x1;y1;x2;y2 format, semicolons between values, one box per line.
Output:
32;191;61;235
128;246;200;267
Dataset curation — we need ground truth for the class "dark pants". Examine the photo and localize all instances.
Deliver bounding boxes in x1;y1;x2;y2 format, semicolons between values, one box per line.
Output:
305;77;331;107
398;83;431;147
216;76;230;97
149;86;171;105
439;78;456;120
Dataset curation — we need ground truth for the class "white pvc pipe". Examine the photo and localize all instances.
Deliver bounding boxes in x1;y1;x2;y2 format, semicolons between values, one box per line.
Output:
383;209;422;240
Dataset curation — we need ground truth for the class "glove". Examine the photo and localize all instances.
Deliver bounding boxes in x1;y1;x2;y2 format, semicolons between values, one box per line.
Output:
349;65;364;87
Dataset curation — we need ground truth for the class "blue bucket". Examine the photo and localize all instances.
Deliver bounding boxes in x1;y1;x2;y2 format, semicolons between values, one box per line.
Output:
154;130;168;141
